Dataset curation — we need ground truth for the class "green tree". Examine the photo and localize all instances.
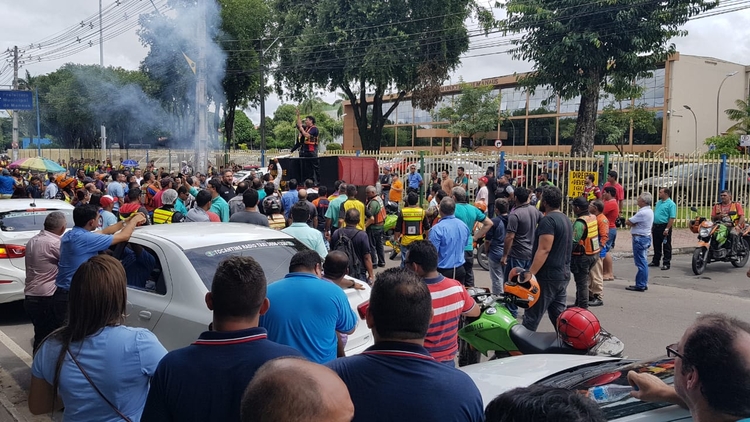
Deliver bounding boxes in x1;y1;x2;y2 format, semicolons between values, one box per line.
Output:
271;0;492;151
232;111;259;148
434;82;499;151
704;134;741;157
596;103;657;155
502;0;717;155
725;97;750;134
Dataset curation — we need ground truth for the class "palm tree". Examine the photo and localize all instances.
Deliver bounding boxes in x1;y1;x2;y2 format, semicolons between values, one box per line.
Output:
725;98;750;134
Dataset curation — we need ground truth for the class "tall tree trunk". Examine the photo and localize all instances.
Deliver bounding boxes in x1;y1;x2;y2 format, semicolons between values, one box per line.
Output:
224;106;236;150
572;69;602;156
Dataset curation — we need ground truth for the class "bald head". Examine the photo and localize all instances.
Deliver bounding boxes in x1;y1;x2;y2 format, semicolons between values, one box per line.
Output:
298;189;308;201
323;251;350;279
241;357;353;422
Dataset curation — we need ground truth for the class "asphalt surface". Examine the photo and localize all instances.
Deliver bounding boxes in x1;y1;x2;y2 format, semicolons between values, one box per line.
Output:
1;251;750;420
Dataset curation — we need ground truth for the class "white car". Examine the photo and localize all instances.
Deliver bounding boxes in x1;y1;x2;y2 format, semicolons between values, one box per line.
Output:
0;199;75;304
119;223;373;353
462;354;691;421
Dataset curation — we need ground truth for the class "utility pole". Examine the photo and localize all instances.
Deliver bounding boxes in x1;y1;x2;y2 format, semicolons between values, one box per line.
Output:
259;38;266;167
12;46;18;161
99;0;104;66
194;2;208;175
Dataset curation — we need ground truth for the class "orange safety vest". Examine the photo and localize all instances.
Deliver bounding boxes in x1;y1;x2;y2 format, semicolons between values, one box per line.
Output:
368;196;386;225
713;202;741;224
573;214;600;256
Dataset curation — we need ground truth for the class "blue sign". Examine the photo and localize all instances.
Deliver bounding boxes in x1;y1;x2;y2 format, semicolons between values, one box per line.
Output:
0;90;33;110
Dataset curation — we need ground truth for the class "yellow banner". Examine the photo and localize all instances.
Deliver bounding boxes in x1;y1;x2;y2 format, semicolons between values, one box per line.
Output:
567;171;598;198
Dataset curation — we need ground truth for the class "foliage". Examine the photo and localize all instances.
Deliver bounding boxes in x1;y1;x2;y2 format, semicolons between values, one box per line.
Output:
597;104;657;154
704;134;742;157
326;143;342;151
501;0;718;155
232;111;259;148
271;0;493;151
434;82;499;151
725;97;750;135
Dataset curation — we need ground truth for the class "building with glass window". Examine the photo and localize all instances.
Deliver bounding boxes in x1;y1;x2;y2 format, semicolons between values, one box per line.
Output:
342;53;748;155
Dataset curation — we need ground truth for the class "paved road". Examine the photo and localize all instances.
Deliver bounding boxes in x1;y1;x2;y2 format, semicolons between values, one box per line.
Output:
1;252;749;420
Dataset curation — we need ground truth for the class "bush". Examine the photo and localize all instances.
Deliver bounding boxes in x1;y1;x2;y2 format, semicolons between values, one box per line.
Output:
326;142;342;151
704;134;742;157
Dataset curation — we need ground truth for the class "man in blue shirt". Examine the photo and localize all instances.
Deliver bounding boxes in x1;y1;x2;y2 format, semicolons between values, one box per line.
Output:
651;187;676;270
452;187;493;288
282;178;300;220
106;172;125;215
327;268;484;422
0;169;15;198
260;250;358;363
428;197;470;284
142;256;302;422
52;205;145;330
406;164;423;195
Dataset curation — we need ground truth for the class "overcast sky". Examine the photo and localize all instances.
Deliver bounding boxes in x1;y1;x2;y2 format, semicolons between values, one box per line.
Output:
2;0;749;124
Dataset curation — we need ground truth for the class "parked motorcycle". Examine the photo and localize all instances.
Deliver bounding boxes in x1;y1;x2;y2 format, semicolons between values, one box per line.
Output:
473;222;490;271
383;201;400;260
457;282;624;366
689;207;749;275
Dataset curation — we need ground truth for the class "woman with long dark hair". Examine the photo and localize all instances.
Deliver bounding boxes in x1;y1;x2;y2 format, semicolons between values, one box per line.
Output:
28;255;167;421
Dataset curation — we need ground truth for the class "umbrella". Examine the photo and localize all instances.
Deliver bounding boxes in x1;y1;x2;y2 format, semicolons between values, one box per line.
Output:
122;159;139;167
8;157;66;173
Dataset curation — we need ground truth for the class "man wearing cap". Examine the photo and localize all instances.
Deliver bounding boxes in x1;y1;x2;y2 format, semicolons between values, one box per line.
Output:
152;177;173;210
379;167;392;201
98;195;118;230
0;169;16;199
476;177;489;206
406;164;423;195
570;197;600;309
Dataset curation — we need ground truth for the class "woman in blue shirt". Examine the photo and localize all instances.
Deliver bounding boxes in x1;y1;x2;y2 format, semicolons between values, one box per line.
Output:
28;255;167;421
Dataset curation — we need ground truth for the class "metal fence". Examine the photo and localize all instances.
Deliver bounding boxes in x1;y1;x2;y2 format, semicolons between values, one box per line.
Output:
11;148;750;227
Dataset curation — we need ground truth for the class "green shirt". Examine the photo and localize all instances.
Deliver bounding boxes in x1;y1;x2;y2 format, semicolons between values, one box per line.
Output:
572;219;586;245
210;196;230;222
653;198;676;224
367;198;384;228
325;195;348;228
454;203;486;251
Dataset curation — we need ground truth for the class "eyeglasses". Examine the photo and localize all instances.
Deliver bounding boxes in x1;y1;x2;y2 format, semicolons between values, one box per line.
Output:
666;342;685;361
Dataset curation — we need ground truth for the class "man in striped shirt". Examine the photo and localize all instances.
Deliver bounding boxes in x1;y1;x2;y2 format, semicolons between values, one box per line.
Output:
406;240;480;365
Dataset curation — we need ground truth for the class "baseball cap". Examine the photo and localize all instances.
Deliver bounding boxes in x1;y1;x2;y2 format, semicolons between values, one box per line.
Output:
100;195;114;208
479;176;489;184
571;197;589;209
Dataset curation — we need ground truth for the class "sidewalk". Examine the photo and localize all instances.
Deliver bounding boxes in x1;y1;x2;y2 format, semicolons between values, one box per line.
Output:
611;228;695;258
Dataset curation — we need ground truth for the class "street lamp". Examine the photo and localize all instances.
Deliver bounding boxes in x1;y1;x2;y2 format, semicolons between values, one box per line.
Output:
683;105;698;152
716;71;738;136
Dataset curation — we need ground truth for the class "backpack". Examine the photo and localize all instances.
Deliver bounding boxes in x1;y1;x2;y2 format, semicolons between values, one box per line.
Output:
262;195;282;216
335;230;363;278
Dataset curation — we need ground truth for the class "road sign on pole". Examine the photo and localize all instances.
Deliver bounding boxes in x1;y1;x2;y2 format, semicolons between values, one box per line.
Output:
0;90;33;110
494;139;503;149
740;135;750;147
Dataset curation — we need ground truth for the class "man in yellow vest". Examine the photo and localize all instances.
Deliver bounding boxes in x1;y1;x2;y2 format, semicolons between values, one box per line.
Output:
570;196;600;309
394;192;431;267
152;189;185;224
338;184;367;231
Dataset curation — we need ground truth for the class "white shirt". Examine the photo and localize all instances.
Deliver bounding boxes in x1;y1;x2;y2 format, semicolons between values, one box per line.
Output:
476;186;488;204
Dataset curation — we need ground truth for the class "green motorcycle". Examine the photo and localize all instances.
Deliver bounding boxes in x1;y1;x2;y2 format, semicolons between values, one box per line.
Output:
457;286;625;366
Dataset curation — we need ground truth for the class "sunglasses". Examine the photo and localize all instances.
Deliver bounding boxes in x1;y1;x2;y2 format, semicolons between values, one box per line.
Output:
666;342;685;361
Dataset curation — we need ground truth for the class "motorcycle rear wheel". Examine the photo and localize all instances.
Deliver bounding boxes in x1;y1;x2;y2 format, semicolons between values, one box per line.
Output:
731;239;750;267
476;248;490;271
457;316;481;367
692;248;708;275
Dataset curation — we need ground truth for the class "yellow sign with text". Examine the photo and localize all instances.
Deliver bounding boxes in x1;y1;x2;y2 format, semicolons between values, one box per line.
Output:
567;171;598;198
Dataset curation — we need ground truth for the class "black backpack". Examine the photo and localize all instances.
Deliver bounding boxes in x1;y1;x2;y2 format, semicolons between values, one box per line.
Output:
335;230;363;278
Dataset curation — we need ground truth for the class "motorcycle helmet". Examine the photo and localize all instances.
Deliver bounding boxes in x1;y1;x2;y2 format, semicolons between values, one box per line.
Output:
386;201;400;214
504;268;540;309
474;201;487;213
557;307;602;350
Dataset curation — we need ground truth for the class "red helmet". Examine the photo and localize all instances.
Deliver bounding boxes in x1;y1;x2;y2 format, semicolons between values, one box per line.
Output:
505;268;540;309
557;307;602;350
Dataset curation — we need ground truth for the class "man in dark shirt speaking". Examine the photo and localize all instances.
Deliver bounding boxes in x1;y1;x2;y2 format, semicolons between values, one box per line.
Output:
296;109;320;184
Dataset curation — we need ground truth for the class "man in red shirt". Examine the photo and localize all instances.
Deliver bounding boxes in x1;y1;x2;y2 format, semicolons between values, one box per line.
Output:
405;240;480;366
602;186;619;281
603;170;625;210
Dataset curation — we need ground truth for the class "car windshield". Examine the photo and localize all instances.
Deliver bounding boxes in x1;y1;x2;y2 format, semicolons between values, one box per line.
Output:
662;164;702;177
0;208;74;232
183;238;308;289
537;357;678;420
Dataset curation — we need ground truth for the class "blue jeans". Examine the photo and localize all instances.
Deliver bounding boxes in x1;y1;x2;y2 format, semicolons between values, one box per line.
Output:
400;245;410;268
632;236;651;288
489;259;505;296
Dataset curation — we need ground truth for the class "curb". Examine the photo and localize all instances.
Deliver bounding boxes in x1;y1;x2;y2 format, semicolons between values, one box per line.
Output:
612;246;694;259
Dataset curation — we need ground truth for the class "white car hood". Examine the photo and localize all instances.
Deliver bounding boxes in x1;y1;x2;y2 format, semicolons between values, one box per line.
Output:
460;354;620;406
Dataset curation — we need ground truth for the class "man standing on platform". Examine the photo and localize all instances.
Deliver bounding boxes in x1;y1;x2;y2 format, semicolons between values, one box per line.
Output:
296;109;320;184
651;187;676;271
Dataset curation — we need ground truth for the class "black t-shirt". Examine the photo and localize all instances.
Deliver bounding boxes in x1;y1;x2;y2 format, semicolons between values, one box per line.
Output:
486;177;498;202
532;211;572;282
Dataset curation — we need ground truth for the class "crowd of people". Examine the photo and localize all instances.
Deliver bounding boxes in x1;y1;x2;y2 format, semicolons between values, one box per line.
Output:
13;154;750;421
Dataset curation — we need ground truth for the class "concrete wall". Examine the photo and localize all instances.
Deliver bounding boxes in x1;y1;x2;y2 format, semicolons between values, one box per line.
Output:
666;55;748;155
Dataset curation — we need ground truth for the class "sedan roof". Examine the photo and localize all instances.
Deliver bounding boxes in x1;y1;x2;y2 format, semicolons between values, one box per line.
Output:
131;222;295;250
0;199;75;212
